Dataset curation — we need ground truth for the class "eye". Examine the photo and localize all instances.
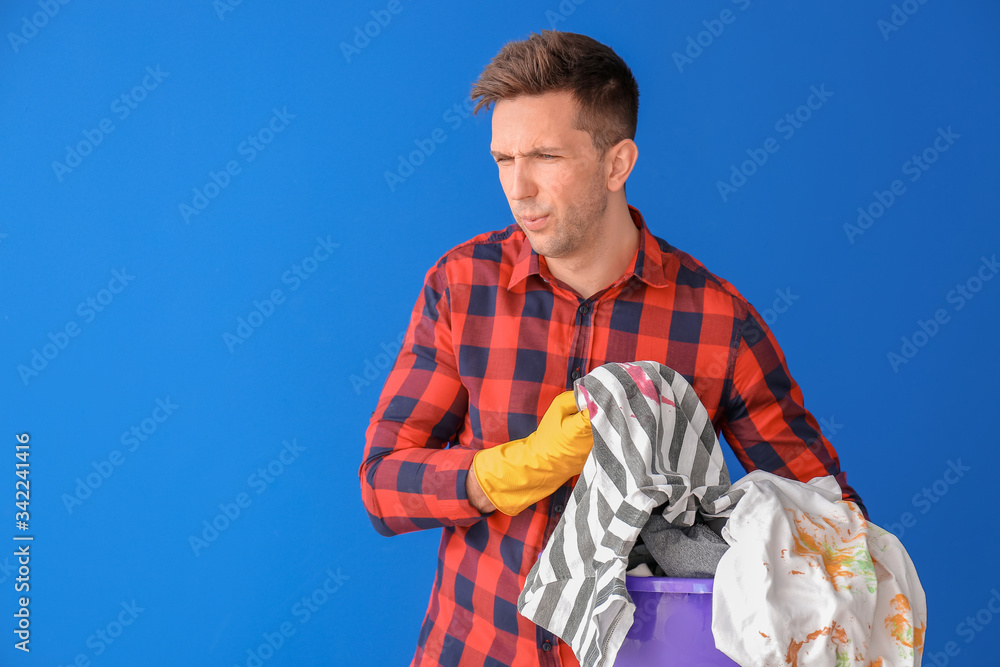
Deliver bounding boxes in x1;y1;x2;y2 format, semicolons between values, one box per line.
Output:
494;156;512;165
539;154;556;160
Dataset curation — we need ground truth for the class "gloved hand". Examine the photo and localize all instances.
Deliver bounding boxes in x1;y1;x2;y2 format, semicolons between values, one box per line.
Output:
471;390;593;516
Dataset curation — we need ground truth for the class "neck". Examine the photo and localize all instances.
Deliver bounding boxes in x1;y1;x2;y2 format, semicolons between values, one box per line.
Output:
546;200;639;300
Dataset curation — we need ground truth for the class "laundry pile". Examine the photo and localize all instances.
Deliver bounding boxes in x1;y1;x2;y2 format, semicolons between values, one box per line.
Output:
518;361;926;667
625;513;729;579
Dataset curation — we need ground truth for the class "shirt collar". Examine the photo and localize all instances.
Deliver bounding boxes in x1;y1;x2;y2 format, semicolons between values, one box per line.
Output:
507;205;670;291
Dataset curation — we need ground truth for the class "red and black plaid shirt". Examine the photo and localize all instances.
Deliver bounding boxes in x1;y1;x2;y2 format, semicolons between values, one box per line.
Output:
360;205;864;667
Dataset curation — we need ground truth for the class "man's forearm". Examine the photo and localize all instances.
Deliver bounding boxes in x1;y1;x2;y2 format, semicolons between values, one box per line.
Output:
359;444;484;536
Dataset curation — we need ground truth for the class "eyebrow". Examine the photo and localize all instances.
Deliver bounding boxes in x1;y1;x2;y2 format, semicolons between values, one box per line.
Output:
489;146;563;159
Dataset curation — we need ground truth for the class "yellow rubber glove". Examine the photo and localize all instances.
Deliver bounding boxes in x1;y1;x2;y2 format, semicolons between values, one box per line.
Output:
472;390;593;516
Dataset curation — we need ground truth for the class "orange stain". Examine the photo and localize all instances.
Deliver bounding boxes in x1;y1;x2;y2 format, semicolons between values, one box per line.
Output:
885;593;926;650
785;621;852;666
786;628;823;666
788;510;868;591
791;529;855;588
785;625;832;666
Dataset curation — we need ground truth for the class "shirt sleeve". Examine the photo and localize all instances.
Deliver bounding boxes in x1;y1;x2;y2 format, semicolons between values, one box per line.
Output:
359;260;486;536
720;302;867;518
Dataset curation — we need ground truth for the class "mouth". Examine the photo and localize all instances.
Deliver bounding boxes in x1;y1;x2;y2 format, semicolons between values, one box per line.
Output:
519;214;549;231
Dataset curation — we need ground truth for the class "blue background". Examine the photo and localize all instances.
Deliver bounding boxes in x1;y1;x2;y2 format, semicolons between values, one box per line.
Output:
1;1;998;665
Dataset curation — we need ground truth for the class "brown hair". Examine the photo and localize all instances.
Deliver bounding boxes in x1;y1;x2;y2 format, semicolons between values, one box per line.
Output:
471;31;639;156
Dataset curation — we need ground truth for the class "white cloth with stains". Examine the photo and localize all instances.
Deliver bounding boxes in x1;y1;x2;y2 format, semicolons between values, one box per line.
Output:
712;471;927;666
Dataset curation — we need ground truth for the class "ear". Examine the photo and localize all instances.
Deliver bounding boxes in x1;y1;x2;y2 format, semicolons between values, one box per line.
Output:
604;139;638;192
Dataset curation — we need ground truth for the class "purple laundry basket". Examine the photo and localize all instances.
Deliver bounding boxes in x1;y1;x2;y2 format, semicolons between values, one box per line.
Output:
614;576;739;666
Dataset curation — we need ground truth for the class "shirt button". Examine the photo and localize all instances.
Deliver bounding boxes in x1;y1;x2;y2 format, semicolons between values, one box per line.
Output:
579;304;589;315
571;369;581;380
542;640;552;652
553;504;564;514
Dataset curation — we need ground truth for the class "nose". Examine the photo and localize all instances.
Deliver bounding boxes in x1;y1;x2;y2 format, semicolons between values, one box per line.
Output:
507;158;536;201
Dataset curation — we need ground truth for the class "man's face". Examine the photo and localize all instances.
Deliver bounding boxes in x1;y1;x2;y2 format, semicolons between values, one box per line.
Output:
490;91;609;262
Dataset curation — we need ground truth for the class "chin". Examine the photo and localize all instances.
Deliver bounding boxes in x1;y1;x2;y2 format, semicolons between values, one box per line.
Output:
522;233;549;256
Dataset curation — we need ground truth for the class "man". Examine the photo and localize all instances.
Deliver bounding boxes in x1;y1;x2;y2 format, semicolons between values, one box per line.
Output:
360;30;864;667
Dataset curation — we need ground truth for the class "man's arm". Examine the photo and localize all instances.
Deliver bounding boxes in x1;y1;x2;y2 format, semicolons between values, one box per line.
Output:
720;303;868;517
359;263;486;537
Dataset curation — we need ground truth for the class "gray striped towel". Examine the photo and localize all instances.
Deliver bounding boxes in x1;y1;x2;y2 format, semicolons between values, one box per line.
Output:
518;361;746;667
